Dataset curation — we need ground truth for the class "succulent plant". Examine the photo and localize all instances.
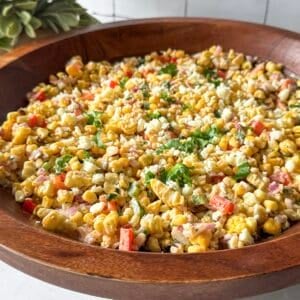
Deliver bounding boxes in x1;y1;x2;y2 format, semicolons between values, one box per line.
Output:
0;0;98;50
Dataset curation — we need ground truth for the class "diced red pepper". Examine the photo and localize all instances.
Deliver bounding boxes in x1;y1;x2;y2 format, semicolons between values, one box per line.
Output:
109;80;118;89
28;115;46;128
74;108;82;116
170;57;177;63
125;70;133;77
22;198;37;214
209;195;234;215
107;200;118;212
33;90;47;102
209;174;225;184
280;78;295;90
270;171;292;185
217;69;226;79
251;120;266;135
82;92;94;100
54;173;66;190
119;226;134;251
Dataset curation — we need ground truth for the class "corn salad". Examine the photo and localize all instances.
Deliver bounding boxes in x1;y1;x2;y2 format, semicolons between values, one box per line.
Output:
0;46;300;253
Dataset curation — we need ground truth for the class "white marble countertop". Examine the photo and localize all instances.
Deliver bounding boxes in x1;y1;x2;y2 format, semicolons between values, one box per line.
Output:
0;260;299;300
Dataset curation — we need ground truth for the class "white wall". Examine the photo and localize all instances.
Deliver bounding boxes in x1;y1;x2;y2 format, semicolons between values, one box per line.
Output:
78;0;300;32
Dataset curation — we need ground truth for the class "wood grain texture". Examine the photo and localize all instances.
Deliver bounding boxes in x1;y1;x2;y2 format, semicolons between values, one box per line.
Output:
0;18;300;299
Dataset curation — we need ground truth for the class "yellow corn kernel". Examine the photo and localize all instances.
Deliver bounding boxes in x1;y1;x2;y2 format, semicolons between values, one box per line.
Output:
64;171;91;188
141;214;163;235
138;154;153;167
146;236;161;252
12;127;31;145
119;215;129;226
103;211;119;235
263;218;281;235
110;157;129;172
42;210;64;231
279;139;297;156
187;245;204;253
21;161;36;179
189;231;212;251
293;126;300;137
83;212;95;225
41;196;54;208
146;200;162;214
226;215;247;234
253;189;266;203
260;163;273;175
245;217;257;234
263;200;278;212
37;180;56;198
10;145;26;157
57;190;74;204
265;61;277;73
254;90;265;100
82;190;97;204
219;136;229;151
233;183;247;197
171;214;187;226
70;211;83;226
268;157;284;167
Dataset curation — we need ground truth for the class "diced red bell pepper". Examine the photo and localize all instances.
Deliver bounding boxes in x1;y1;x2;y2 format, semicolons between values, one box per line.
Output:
107;200;118;212
251;120;266;135
170;57;177;63
22;198;37;214
74;108;82;116
209;174;225;184
209;195;234;215
119;226;134;251
54;173;66;190
217;69;226;79
82;92;94;100
109;80;118;89
270;171;292;185
33;90;47;102
125;70;133;77
280;78;295;90
28;115;46;128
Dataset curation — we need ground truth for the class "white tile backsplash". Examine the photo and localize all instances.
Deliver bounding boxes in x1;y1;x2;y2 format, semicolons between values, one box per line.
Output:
187;0;267;23
78;0;113;16
78;0;300;33
115;0;186;18
266;0;300;32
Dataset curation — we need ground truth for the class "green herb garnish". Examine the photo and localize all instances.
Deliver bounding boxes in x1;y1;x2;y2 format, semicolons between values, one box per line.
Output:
130;198;145;217
159;63;178;76
289;104;300;108
234;162;251;181
160;91;175;104
161;163;191;187
142;102;150;110
192;195;208;206
120;76;129;88
54;154;72;174
203;68;222;87
147;111;162;120
85;111;102;128
141;83;150;99
82;150;91;159
128;182;140;198
107;193;118;200
94;131;106;149
145;171;155;185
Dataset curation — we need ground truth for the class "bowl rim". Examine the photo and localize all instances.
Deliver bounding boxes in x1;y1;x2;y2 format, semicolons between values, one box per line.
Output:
0;17;300;289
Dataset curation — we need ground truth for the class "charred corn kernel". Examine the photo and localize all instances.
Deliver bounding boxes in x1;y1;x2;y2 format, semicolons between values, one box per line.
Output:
279;139;297;156
83;212;95;225
263;200;278;212
103;211;119;235
260;163;273;175
171;214;187;226
190;231;212;251
82;190;97;204
57;190;74;204
41;196;54;208
12;127;31;145
70;211;83;225
226;215;247;234
146;236;161;252
263;218;281;235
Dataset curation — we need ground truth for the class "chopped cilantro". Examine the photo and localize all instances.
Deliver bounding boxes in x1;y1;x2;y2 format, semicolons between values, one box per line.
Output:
147;111;162;120
214;110;221;118
182;103;191;111
82;150;91;159
120;76;129;88
234;162;251;181
107;193;118;200
141;83;150;99
142;102;150;110
159;63;178;76
54;154;72;174
128;182;140;198
145;171;155;185
161;163;191;187
85;111;102;128
203;68;222;87
289;104;300;108
192;195;208;206
94;132;106;149
42;162;51;171
130;198;145;217
160;91;175;104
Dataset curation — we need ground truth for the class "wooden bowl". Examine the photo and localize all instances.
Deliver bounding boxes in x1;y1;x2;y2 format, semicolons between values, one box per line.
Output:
0;18;300;300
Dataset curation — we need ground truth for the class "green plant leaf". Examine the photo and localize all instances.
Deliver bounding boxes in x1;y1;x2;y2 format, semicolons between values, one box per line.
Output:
0;36;15;50
30;16;42;29
24;22;36;38
2;4;14;17
17;10;32;25
3;16;23;38
15;1;37;11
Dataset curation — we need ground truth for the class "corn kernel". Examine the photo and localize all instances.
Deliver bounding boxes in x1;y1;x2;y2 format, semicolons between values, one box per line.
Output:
82;190;97;204
171;214;187;226
263;218;281;235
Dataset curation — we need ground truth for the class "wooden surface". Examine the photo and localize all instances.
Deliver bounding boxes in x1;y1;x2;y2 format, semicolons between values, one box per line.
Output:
0;18;300;300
